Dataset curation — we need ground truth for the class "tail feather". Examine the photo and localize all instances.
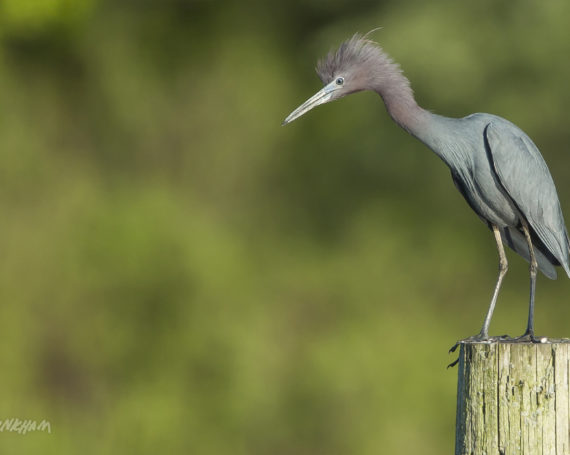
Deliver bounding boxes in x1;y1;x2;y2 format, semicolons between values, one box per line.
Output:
565;230;570;278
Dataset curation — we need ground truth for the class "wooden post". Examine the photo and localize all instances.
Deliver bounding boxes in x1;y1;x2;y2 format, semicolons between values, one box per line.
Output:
455;340;570;455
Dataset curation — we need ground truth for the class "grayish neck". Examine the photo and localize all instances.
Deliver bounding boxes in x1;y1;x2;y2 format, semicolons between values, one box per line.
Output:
371;69;430;137
371;70;464;169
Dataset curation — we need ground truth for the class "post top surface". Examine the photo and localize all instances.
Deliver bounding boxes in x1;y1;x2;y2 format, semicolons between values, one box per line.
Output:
458;337;570;345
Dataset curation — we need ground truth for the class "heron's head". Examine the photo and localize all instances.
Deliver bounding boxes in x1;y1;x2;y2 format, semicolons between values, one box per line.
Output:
283;34;394;125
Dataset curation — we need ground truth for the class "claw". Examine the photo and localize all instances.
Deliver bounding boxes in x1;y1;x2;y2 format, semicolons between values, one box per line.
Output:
447;357;460;368
449;333;488;353
448;333;511;366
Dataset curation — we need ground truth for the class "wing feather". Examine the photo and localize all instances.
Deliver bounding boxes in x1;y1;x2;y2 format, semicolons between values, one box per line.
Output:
485;122;570;278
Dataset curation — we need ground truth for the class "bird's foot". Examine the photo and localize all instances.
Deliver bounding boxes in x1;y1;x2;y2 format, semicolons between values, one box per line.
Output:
510;331;546;343
448;333;509;353
447;333;510;368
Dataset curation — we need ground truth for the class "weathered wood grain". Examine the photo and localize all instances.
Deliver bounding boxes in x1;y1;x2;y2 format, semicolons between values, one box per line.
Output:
455;340;570;455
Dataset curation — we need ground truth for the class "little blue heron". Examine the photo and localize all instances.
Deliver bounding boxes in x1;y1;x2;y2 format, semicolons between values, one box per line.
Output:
283;34;570;342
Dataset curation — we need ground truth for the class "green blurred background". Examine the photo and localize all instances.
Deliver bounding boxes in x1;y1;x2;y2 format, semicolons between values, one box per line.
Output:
1;0;569;453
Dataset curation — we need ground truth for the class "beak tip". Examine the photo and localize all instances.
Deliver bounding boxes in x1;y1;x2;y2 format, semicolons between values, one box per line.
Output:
282;83;335;128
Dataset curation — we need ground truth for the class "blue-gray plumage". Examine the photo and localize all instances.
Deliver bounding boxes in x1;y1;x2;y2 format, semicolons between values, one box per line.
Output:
283;34;570;341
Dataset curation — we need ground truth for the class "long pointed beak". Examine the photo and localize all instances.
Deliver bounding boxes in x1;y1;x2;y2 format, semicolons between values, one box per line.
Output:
282;80;340;125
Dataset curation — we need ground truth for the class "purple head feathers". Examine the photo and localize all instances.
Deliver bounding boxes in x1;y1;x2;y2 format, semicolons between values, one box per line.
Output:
283;33;421;128
316;34;409;92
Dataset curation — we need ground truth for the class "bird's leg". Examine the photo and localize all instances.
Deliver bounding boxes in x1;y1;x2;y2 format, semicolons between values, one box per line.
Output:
478;225;509;339
515;220;539;341
449;225;509;357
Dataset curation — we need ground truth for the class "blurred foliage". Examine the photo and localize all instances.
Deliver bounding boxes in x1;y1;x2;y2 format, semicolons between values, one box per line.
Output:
0;0;569;453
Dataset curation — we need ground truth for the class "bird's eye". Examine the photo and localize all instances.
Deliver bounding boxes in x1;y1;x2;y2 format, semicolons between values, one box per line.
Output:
335;77;344;86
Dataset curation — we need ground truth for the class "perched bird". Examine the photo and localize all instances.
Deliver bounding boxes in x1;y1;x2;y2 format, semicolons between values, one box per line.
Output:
283;34;570;341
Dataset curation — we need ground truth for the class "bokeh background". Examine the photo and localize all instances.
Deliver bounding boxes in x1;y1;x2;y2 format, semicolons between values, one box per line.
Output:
1;0;569;453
